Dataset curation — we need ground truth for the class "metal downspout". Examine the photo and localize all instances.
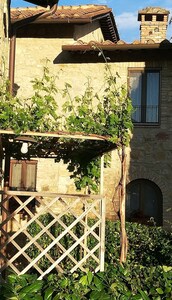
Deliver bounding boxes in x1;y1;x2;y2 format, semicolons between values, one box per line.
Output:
9;3;58;95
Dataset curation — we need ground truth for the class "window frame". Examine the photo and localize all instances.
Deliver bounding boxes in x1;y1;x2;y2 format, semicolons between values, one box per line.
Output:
9;160;37;191
128;68;161;126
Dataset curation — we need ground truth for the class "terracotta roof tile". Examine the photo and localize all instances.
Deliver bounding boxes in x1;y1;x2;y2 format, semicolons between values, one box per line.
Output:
132;40;141;44
62;39;172;53
11;5;112;23
71;40;115;46
10;5;119;43
117;40;126;44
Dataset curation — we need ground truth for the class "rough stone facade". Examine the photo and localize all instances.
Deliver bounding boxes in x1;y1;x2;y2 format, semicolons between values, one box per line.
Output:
4;6;172;229
12;26;172;227
138;7;170;43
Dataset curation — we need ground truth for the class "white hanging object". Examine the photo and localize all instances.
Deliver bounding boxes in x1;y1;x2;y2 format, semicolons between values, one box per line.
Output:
21;142;28;154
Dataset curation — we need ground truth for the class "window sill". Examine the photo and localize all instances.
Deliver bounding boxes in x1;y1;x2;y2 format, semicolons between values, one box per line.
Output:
133;123;160;128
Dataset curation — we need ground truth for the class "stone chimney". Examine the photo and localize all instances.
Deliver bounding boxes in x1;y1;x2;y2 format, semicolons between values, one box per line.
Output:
138;7;170;43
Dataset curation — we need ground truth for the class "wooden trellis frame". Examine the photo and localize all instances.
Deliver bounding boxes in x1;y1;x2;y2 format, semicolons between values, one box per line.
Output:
0;130;108;279
0;190;105;279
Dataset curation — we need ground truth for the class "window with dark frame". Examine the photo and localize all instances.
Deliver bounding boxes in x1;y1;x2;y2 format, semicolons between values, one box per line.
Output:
128;69;160;124
9;160;37;191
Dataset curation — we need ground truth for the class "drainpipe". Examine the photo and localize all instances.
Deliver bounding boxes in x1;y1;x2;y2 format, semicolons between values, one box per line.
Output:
9;2;58;95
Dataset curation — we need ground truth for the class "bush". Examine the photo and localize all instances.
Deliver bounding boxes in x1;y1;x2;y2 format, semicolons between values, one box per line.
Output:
0;265;171;299
1;220;171;299
105;221;172;266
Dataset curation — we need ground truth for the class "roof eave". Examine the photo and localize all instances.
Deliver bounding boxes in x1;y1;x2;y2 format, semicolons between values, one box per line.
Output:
24;0;58;8
11;7;119;43
62;42;172;52
98;12;119;43
11;17;93;25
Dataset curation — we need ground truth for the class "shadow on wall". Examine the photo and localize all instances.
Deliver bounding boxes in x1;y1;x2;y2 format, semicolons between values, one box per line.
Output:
53;51;105;64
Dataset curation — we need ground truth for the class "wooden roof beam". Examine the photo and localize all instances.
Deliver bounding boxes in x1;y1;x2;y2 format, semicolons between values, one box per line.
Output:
0;129;109;141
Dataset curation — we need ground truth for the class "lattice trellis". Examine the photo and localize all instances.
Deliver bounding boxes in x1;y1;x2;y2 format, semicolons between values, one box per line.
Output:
0;191;105;279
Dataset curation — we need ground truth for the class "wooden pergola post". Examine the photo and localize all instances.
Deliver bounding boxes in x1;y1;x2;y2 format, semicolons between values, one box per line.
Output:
119;146;128;263
0;150;10;270
100;154;105;271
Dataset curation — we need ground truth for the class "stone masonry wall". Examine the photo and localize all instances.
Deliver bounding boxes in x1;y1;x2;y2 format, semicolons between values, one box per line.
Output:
140;22;168;43
13;36;172;227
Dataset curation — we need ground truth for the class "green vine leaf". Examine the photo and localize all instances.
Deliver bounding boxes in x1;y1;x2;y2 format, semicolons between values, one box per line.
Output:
0;60;133;192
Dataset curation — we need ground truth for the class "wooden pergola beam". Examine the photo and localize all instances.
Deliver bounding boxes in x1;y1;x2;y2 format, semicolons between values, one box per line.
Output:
0;129;109;141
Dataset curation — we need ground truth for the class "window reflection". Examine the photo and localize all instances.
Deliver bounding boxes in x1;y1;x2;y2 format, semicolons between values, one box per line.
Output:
129;69;160;124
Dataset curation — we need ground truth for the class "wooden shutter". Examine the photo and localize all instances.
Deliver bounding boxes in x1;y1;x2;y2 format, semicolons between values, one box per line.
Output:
10;160;37;191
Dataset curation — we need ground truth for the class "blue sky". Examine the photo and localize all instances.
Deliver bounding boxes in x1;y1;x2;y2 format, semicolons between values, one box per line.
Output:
11;0;172;42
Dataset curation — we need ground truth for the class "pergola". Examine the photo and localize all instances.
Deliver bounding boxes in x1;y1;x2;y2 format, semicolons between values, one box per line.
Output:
0;0;127;280
0;129;116;279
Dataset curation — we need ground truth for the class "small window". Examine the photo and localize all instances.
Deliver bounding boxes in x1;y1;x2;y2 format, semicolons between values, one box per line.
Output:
126;179;163;226
128;69;160;124
156;15;164;22
9;160;37;191
145;14;152;21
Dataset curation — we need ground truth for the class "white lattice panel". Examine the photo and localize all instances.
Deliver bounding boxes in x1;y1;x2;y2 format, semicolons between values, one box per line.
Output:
0;191;105;279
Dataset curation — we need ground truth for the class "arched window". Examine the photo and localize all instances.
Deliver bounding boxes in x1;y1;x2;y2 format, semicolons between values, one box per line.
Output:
126;179;163;226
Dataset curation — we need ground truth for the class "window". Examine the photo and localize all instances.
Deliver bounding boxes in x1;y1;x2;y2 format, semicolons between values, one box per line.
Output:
129;69;160;124
145;15;152;21
156;15;164;22
126;179;163;226
9;160;37;191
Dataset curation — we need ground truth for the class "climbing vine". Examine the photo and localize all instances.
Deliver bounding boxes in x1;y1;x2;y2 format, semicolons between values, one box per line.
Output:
0;65;59;133
60;65;133;262
0;63;133;193
60;66;133;192
62;68;133;145
0;62;133;262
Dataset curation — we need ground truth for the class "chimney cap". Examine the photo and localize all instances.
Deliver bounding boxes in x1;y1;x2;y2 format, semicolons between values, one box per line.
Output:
138;7;170;21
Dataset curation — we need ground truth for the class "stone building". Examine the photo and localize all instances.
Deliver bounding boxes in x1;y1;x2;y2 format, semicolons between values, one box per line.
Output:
3;5;172;227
